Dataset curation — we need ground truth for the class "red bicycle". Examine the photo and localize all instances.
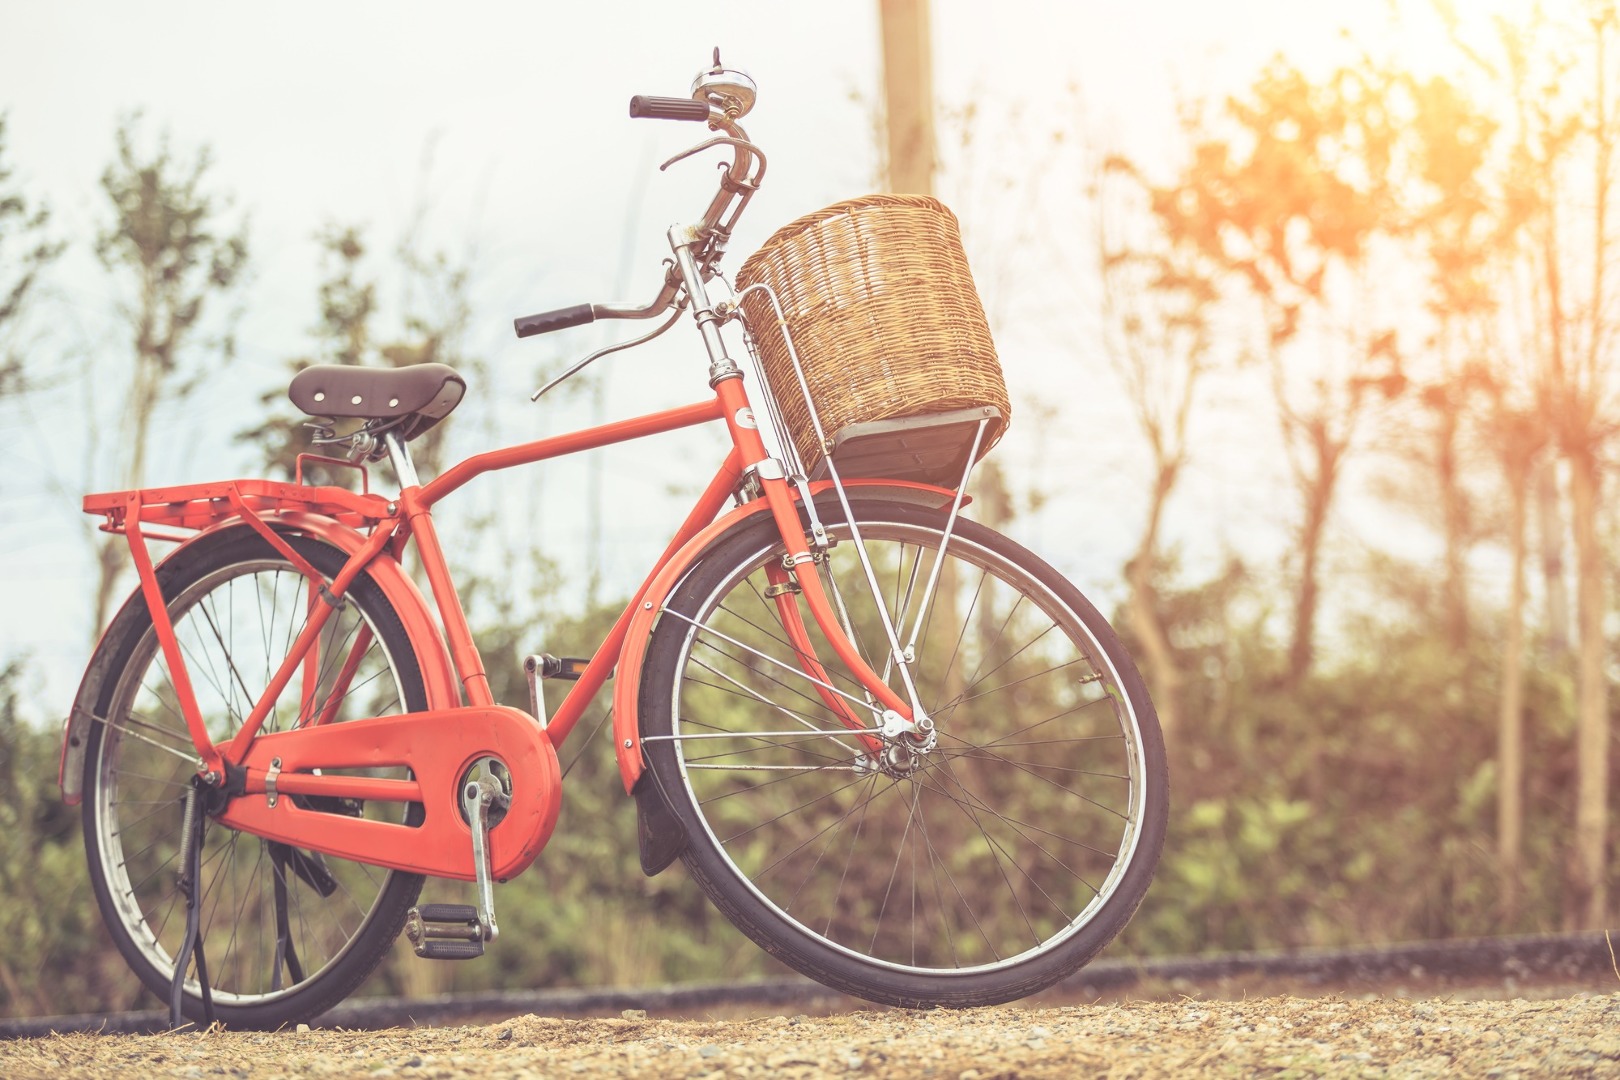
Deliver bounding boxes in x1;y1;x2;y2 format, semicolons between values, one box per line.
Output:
61;56;1167;1028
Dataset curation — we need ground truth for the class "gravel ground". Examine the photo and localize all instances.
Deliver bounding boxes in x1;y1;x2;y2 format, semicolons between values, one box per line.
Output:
5;992;1620;1079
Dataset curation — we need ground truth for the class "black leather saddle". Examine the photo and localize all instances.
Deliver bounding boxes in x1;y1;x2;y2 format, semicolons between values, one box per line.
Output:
288;363;466;442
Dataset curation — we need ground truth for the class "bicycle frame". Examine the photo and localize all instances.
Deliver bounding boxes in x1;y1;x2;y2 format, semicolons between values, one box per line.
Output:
63;83;959;885
64;362;954;881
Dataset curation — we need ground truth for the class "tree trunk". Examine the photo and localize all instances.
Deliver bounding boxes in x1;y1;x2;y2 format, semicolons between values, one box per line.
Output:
878;0;935;196
1496;456;1530;924
1126;466;1182;736
1437;404;1470;653
1536;459;1571;655
1284;427;1339;688
1565;446;1608;929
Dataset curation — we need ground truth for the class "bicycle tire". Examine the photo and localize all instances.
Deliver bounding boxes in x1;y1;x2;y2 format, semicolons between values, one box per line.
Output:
81;527;428;1028
639;497;1167;1007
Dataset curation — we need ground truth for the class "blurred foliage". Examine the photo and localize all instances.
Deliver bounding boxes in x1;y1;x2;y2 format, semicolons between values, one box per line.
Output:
5;7;1620;1021
1116;552;1574;957
91;116;249;631
0;662;131;1016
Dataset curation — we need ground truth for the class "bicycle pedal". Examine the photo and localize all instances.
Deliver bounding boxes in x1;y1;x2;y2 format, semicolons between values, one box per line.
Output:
522;654;594;729
414;939;485;961
525;653;591;680
405;903;485;960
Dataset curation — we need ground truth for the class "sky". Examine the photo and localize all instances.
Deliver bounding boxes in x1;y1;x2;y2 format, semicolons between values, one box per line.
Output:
0;0;1470;714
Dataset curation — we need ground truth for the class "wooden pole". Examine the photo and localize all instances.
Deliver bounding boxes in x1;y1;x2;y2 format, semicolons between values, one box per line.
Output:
878;0;936;194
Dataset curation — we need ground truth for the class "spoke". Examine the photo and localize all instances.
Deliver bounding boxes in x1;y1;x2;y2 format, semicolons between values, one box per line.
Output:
910;787;988;966
953;622;1063;710
925;753;1071;944
687;762;861;772
822;773;892;939
912;757;1123;863
671;610;881;717
255;572;274;694
955;695;1120;753
723;593;869;696
109;709;194;751
681;735;856;769
301;614;369;726
108;720;203;765
921;752;1106;891
176;602;242;729
941;747;1132;782
196;594;258;726
685;669;827;730
944;658;1094;711
936;616;1059;719
713;769;880;847
123;844;182;897
921;755;1040;952
961;741;1134;824
869;780;923;954
780;773;871;919
652;725;878;746
679;659;873;760
688;647;845;727
212;831;261;992
693;753;866;805
958;594;1023;699
109;799;185;834
109;761;192;788
936;569;988;709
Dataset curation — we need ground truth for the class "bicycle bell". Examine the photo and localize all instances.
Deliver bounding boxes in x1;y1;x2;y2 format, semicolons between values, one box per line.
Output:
692;47;756;119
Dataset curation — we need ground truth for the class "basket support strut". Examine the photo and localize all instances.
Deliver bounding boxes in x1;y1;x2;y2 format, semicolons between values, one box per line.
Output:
901;417;988;659
732;280;942;715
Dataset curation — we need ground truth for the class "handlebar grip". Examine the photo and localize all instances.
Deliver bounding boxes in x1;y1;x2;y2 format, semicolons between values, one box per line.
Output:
514;303;596;339
629;95;711;122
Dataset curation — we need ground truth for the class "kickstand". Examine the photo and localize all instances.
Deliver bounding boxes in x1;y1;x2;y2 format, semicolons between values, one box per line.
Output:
170;777;217;1031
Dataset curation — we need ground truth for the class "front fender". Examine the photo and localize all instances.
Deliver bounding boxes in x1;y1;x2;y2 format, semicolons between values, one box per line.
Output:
611;479;958;794
60;512;458;804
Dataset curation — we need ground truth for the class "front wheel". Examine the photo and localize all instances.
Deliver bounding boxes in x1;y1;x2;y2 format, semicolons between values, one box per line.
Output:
639;498;1168;1008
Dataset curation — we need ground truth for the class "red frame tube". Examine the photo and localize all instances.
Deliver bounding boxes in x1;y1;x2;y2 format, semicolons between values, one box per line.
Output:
420;398;725;508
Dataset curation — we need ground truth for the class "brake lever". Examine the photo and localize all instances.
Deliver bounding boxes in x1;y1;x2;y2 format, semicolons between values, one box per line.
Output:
659;136;768;188
529;299;689;402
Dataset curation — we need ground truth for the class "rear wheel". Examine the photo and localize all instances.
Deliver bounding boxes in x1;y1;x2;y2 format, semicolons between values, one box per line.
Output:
81;528;428;1028
639;498;1168;1007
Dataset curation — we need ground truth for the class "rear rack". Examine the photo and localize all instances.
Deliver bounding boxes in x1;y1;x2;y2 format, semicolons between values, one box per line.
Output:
84;479;396;537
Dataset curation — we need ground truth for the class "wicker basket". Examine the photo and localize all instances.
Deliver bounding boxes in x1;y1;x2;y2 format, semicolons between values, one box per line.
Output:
735;194;1009;483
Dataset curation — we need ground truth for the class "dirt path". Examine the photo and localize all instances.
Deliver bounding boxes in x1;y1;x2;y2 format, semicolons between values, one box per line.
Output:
5;992;1620;1079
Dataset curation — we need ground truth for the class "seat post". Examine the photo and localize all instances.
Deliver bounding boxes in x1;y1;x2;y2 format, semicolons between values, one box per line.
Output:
382;431;421;490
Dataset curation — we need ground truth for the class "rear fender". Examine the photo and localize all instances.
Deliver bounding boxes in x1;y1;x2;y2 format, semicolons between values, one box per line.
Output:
60;512;458;804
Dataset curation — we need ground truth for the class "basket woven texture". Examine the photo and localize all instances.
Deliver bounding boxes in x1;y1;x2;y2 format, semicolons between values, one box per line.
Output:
735;194;1009;475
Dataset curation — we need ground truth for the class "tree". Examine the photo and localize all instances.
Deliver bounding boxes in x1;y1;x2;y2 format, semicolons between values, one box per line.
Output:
241;223;472;482
1150;60;1406;687
91;117;248;631
1095;149;1222;736
0;112;63;398
1545;2;1619;930
1468;0;1620;929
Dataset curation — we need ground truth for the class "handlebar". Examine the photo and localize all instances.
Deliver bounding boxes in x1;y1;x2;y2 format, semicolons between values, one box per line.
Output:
513;284;682;339
628;95;710;122
514;304;594;339
513;57;762;341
